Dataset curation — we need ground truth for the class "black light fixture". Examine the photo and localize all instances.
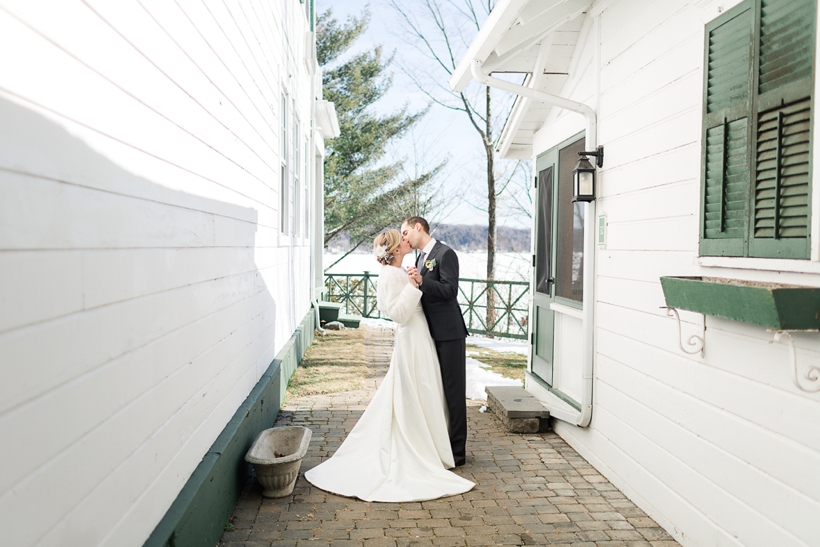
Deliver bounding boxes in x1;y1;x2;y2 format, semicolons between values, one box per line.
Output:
572;146;604;203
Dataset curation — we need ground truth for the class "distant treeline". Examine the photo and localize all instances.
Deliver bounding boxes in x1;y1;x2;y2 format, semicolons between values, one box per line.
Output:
430;224;530;252
327;224;531;253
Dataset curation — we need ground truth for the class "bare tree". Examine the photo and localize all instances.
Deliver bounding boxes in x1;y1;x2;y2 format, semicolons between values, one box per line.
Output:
498;160;533;221
388;0;509;284
387;115;464;226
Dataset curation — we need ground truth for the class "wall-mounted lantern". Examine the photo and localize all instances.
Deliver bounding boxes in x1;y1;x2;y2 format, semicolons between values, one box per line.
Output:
572;146;604;203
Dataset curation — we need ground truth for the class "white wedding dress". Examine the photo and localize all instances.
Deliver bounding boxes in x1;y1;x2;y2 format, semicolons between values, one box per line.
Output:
304;265;474;502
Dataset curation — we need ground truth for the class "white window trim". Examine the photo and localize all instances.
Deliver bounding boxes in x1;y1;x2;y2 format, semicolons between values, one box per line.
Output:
697;256;820;275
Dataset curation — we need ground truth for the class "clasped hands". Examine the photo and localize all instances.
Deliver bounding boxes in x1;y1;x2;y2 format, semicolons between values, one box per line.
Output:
406;266;423;288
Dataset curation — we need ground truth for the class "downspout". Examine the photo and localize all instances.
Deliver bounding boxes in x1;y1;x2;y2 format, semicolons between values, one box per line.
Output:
470;59;595;427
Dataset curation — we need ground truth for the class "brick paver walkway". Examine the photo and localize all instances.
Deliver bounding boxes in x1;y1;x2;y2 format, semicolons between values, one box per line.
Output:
220;327;680;547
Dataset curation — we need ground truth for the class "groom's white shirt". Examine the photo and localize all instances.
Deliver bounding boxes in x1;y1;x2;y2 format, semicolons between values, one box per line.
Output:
421;238;437;258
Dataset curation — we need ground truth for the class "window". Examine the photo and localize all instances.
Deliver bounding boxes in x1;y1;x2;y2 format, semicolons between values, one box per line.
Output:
300;0;313;28
281;93;289;235
304;138;310;237
294;118;300;237
700;0;815;259
556;139;585;301
534;167;553;295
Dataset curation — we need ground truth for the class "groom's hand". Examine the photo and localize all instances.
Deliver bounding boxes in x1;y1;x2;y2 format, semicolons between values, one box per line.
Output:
407;266;423;286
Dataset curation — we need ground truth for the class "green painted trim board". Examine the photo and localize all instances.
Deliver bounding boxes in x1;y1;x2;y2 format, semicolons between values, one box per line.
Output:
143;311;315;547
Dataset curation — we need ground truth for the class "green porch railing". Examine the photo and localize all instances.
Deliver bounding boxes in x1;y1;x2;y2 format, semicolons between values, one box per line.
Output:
323;272;529;340
324;271;380;318
457;277;529;339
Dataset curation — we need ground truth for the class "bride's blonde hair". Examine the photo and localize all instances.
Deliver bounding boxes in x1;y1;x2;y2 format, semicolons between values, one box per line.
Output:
373;229;401;266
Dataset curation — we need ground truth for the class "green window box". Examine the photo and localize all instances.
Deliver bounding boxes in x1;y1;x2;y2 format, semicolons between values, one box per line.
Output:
660;276;820;330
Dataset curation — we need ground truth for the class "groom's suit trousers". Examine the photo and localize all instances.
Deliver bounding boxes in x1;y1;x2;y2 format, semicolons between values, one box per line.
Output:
435;337;467;462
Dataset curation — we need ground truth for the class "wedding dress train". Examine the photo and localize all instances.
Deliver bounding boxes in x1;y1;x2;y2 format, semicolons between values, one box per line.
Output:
304;265;474;502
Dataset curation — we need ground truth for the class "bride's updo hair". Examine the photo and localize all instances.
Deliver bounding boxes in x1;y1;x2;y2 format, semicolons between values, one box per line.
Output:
373;229;401;266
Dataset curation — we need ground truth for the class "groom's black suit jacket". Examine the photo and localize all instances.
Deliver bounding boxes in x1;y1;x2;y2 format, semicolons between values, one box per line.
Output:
418;241;467;341
418;240;468;462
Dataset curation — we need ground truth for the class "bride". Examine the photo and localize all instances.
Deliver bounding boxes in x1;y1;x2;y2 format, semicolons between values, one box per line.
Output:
304;229;474;502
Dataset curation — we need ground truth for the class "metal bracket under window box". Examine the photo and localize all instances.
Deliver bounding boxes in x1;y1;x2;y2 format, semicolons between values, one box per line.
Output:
771;330;820;393
660;307;705;357
660;276;820;393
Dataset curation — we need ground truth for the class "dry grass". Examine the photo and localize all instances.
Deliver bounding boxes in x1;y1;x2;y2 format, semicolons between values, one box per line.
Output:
466;344;527;382
286;327;370;399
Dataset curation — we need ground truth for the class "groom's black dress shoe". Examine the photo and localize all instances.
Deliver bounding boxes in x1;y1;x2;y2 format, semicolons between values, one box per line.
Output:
454;458;466;467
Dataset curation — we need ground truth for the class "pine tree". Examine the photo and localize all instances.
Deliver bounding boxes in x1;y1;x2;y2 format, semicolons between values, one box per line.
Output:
319;9;442;263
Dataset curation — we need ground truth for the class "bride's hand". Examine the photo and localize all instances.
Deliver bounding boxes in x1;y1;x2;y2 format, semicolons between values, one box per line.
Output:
406;266;423;286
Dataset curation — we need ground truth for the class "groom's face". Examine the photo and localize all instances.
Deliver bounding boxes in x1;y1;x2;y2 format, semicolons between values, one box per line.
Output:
401;222;419;249
400;222;421;249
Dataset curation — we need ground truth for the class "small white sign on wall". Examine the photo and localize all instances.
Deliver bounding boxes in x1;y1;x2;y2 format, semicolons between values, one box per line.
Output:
597;214;607;248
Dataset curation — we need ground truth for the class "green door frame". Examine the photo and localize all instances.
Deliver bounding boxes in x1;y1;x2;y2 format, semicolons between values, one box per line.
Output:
531;150;557;384
530;131;585;398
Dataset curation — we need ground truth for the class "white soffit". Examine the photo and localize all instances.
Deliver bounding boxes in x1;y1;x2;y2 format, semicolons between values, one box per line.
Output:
497;15;588;159
449;0;592;159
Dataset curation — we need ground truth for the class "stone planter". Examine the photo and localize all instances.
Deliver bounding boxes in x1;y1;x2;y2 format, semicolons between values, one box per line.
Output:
245;426;312;498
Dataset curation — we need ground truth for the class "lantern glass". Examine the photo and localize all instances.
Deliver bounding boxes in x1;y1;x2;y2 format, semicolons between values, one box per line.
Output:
572;155;596;202
578;171;593;195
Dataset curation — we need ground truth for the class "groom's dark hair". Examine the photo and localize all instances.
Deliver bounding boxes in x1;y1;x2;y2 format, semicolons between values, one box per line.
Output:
404;216;430;234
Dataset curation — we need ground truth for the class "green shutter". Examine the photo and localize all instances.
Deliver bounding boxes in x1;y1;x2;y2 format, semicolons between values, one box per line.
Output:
758;0;815;96
704;119;750;240
700;2;753;257
749;0;814;258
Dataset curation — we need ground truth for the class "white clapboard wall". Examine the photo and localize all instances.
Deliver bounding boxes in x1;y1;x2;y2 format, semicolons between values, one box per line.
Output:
0;1;316;546
531;1;820;546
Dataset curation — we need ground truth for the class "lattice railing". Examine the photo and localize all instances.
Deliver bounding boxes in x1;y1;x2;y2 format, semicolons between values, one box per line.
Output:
323;273;529;339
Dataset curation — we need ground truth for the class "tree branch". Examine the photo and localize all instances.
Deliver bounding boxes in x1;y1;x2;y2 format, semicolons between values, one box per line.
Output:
388;0;455;75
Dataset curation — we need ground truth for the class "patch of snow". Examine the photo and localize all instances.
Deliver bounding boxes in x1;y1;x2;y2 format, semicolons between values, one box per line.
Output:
360;317;396;330
466;336;528;355
465;356;521;400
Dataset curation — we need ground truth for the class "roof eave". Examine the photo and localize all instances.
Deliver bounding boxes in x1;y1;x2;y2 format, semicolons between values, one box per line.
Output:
448;0;530;92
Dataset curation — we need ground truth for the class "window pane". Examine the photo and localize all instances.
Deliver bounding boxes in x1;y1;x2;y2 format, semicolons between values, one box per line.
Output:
294;120;300;236
281;94;287;158
556;138;585;302
535;166;553;295
280;165;288;234
305;139;310;236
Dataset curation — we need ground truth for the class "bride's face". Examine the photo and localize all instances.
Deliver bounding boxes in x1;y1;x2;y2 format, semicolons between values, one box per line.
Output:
398;238;412;256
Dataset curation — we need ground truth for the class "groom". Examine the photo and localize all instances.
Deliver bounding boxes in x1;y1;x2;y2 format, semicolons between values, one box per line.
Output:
402;216;468;467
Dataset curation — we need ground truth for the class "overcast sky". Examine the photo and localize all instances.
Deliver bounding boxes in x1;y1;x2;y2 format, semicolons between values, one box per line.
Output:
316;0;530;229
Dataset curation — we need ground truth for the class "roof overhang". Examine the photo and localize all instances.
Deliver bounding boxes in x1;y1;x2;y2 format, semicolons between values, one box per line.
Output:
450;0;594;159
449;0;530;92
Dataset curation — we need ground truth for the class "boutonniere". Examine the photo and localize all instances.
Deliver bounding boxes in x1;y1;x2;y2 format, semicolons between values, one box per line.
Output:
424;258;437;271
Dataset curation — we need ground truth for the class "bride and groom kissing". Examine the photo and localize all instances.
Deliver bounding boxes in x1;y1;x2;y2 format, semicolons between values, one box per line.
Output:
305;216;475;502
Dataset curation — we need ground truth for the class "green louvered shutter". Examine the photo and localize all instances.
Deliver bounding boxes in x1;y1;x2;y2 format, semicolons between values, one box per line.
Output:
749;0;815;258
700;2;753;257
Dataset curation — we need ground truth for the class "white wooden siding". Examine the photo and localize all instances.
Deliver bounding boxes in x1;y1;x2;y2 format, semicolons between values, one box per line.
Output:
0;1;317;546
529;1;820;545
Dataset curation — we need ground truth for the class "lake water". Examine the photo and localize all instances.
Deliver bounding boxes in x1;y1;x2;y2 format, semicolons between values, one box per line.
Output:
324;251;531;282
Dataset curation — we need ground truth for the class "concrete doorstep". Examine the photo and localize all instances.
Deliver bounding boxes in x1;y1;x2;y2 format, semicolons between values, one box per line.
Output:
485;386;551;434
